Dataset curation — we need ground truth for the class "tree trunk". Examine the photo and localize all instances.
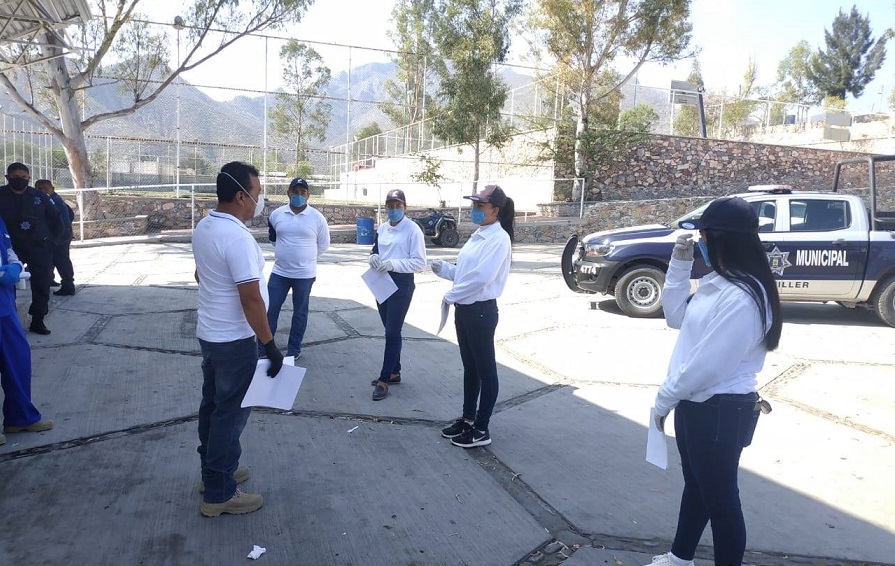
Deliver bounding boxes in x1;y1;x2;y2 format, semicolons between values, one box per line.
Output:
572;86;591;203
472;135;481;195
44;32;100;220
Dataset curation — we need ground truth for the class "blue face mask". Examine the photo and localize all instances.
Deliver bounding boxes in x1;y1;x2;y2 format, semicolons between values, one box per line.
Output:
290;194;307;208
470;208;486;225
697;239;712;268
387;208;404;223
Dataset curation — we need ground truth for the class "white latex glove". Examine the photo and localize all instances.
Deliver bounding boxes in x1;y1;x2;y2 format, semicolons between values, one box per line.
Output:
377;259;395;272
654;409;666;432
369;254;382;270
431;258;443;274
672;233;695;261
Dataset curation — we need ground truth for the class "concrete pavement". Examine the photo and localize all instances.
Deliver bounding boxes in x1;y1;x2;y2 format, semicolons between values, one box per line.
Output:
0;240;893;565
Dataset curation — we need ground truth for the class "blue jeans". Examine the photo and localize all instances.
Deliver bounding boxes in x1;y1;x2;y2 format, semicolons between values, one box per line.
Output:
454;300;499;431
264;273;315;357
376;273;415;382
197;337;257;504
0;313;42;427
671;393;760;565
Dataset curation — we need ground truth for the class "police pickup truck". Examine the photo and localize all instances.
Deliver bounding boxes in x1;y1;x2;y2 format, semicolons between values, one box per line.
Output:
561;155;895;326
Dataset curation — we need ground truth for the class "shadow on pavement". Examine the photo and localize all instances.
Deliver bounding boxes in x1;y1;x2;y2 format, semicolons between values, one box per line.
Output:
0;261;892;566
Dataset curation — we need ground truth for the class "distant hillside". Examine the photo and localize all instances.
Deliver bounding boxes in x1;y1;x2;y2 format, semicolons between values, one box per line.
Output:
0;61;539;177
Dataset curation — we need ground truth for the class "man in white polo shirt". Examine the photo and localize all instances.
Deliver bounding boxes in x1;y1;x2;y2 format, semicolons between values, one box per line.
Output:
263;177;330;359
192;161;284;518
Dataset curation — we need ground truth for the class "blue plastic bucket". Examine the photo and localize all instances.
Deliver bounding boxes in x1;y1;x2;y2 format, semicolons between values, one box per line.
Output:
356;217;374;245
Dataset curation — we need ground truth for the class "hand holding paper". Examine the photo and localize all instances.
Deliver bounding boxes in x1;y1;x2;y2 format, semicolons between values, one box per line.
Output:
646;407;668;469
437;299;450;335
361;268;398;303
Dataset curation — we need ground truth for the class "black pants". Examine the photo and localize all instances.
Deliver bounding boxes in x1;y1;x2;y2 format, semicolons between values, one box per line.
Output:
671;393;760;566
53;238;75;291
454;299;499;431
376;272;414;381
19;248;53;318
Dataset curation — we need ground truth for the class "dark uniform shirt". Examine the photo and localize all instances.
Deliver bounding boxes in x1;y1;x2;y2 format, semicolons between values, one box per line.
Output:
48;193;74;241
0;185;61;256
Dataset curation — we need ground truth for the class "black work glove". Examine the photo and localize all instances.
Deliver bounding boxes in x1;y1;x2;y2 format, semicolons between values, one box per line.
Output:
263;339;284;378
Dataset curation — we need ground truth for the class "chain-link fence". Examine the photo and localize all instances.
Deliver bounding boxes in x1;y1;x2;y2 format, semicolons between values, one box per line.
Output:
2;18;894;241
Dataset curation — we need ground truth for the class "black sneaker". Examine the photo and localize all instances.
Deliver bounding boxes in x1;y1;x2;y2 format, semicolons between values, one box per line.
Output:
372;382;389;401
370;372;401;386
441;418;472;439
451;428;491;448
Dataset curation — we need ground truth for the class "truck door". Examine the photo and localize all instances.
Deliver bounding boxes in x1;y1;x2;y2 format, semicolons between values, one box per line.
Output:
772;197;866;298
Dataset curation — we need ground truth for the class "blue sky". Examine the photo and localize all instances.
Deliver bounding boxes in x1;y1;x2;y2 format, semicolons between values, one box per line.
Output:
162;0;895;113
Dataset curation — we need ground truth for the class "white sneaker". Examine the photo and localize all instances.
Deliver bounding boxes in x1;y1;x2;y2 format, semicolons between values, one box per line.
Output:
644;552;694;566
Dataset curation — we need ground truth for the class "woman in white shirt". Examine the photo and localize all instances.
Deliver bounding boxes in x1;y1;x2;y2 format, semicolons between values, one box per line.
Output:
647;197;782;566
433;185;514;448
368;189;427;401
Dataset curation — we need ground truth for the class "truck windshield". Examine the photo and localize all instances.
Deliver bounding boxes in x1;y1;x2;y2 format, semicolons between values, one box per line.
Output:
669;202;711;227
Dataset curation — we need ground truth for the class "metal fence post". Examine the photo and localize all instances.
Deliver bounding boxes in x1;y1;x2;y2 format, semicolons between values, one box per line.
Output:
77;189;85;241
191;184;196;230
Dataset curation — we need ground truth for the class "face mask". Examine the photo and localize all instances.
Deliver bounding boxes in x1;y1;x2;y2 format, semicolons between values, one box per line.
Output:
470;208;486;225
387;208;404;223
290;194;307;208
222;171;264;217
697;239;712;268
8;177;28;191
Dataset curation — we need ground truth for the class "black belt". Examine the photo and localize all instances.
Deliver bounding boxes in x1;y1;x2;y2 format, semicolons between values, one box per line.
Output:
456;299;496;309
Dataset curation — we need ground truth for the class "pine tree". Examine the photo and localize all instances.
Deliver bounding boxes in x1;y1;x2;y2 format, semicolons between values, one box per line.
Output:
806;5;889;101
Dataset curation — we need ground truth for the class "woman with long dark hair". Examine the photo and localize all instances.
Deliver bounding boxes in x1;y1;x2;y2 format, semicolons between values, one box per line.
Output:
433;184;514;448
648;196;782;566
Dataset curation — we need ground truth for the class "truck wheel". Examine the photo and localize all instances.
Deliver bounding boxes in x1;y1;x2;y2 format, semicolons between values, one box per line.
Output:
873;277;895;327
615;266;665;318
431;237;442;246
440;229;460;248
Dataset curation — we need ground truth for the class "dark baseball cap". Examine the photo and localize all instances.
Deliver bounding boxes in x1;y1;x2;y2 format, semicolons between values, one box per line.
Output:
289;177;309;190
385;189;406;204
464;184;507;207
680;196;759;233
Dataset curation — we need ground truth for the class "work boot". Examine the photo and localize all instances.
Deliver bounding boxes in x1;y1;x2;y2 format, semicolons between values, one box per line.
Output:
199;465;250;494
29;317;51;335
4;419;54;433
53;287;75;296
200;490;263;517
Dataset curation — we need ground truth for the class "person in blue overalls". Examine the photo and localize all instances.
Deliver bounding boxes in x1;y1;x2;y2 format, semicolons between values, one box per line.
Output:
0;216;54;446
368;189;426;401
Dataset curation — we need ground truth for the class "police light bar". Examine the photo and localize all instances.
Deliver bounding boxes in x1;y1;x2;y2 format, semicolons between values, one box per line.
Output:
747;184;793;194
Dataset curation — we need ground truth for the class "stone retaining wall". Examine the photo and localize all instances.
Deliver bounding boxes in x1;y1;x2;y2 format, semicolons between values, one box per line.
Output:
594;136;872;201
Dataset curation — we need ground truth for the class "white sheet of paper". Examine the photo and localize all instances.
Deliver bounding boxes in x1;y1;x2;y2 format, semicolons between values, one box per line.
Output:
241;356;306;410
646;407;668;469
361;267;398;304
437;301;450;335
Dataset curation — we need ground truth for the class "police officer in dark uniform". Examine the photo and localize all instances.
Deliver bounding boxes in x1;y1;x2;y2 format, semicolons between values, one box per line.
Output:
36;179;76;296
0;163;60;335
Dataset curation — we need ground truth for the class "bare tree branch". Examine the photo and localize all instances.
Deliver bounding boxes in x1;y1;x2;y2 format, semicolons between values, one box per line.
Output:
0;73;64;138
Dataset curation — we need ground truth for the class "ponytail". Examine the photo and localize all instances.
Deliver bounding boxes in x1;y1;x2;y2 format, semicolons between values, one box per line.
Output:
498;197;515;243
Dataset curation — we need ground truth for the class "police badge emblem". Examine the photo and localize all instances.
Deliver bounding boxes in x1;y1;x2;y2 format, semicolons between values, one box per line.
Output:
766;245;792;276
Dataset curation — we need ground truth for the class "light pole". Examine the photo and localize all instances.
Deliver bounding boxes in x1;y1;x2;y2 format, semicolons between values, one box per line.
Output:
173;15;184;198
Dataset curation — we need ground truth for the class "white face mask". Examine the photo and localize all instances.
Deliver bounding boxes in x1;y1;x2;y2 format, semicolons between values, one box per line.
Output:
222;171;264;217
